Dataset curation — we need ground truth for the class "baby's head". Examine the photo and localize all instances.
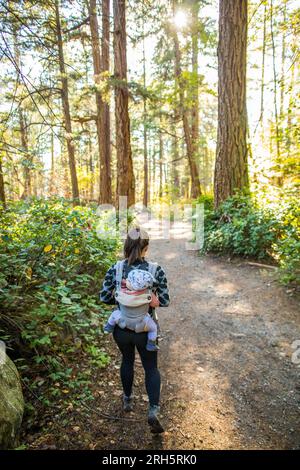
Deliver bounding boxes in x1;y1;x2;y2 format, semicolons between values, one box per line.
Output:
126;269;156;291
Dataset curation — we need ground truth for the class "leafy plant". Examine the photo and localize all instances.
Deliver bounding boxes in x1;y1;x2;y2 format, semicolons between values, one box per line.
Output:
0;198;119;407
196;192;300;285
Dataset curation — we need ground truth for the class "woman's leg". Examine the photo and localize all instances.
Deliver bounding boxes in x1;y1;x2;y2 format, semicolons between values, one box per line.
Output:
113;326;135;397
135;333;161;406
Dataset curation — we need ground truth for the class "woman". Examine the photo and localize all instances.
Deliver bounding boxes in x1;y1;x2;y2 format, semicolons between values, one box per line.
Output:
100;226;170;433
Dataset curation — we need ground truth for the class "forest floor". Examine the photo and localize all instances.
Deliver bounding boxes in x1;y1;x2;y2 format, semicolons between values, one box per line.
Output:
22;223;300;450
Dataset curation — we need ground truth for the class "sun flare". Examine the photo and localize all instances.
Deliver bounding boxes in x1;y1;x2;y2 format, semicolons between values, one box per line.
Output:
173;10;188;29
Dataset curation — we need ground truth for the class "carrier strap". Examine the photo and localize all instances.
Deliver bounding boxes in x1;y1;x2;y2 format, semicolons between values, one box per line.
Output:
147;261;158;279
115;259;125;292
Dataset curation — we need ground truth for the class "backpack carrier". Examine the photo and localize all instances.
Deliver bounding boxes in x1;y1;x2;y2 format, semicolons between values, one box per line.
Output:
114;259;159;331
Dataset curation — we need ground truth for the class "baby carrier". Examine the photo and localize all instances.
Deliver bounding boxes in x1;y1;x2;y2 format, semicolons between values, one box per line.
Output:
114;259;158;331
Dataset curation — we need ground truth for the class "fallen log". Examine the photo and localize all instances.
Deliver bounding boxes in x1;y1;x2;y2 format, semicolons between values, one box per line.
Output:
247;261;277;270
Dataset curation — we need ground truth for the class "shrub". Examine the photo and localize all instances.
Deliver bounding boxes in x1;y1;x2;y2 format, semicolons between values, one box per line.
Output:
196;192;300;285
0;198;120;405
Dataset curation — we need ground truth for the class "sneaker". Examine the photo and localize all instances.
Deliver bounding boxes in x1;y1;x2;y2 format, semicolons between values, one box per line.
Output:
104;322;114;334
123;394;133;412
146;340;159;352
148;405;164;433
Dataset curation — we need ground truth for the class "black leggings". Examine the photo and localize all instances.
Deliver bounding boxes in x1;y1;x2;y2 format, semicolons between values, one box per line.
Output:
113;325;161;406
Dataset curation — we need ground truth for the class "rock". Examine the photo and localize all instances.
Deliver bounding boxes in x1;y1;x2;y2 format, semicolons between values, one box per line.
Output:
0;352;24;449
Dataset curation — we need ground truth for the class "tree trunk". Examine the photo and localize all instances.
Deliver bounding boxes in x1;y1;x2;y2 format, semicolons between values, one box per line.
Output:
171;118;180;196
55;0;79;203
142;32;148;207
172;2;201;199
0;154;6;208
270;0;280;165
18;109;31;198
143;112;148;207
101;0;112;203
214;0;249;208
286;61;295;154
88;136;94;200
280;0;287;120
113;0;135;208
89;0;103;200
152;145;156;199
12;26;31;198
159;116;163;199
49;130;55;195
89;0;112;204
190;0;202;198
253;1;267;141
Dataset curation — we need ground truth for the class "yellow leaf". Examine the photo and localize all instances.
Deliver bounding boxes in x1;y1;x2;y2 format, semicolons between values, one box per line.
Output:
26;267;32;279
74;248;80;254
44;244;52;253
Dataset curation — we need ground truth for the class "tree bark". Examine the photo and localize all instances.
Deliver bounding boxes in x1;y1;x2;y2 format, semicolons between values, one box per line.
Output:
171;118;180;196
101;0;112;203
89;0;112;204
259;2;267;135
49;130;55;195
270;0;280;166
12;26;31;198
286;61;295;154
142;32;148;207
190;0;202;197
152;144;156;199
113;0;135;208
214;0;249;208
18;109;31;198
88;136;94;200
172;1;201;199
0;153;6;208
159;116;163;199
55;0;79;203
280;0;287;120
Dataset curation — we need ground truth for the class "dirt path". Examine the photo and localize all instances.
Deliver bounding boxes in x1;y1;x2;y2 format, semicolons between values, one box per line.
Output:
152;237;300;450
25;233;300;450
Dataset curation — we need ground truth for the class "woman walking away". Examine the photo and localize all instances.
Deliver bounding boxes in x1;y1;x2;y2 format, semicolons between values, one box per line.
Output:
100;227;170;433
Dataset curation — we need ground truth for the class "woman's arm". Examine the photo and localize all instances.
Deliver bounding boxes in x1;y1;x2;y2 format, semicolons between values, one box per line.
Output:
99;264;117;305
154;265;170;307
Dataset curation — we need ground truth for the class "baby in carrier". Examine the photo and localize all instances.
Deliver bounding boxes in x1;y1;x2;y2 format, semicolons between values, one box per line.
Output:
104;266;160;351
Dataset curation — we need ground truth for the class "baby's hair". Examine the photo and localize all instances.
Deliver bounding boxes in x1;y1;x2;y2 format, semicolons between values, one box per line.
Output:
124;226;149;265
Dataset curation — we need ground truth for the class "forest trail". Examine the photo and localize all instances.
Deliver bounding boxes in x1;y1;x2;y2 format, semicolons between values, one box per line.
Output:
150;235;300;450
24;227;300;450
147;232;300;450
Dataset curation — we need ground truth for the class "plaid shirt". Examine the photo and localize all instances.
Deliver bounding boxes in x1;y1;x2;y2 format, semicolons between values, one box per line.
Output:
100;258;170;312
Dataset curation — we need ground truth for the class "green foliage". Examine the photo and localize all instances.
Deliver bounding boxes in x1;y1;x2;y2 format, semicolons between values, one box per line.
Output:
197;192;300;285
195;194;214;211
271;195;300;285
0;198;120;405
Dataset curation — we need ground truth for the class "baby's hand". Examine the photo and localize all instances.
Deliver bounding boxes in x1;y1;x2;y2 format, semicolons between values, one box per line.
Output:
150;292;160;308
125;279;133;290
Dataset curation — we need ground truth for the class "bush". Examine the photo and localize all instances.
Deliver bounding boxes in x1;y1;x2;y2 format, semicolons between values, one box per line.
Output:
195;194;214;211
272;195;300;284
197;193;300;285
0;198;120;405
